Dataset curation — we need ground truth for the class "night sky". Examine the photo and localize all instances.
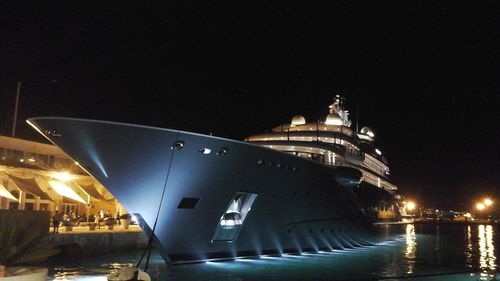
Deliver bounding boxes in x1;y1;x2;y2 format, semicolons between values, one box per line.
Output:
1;2;499;210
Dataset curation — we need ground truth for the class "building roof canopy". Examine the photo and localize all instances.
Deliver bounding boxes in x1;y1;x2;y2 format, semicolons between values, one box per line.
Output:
6;173;53;201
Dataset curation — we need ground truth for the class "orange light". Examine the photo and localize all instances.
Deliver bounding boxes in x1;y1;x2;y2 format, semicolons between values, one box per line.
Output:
53;171;72;182
476;202;486;211
406;201;416;211
484;198;493;207
49;180;86;204
0;184;17;201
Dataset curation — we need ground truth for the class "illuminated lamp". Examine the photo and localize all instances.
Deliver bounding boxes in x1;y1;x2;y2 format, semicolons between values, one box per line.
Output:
49;180;86;203
0;184;17;200
484;198;493;206
406;201;416;211
53;171;73;182
476;202;486;211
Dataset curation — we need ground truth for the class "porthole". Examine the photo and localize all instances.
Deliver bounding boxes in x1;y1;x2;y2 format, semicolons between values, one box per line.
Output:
198;148;211;154
217;147;228;156
171;140;184;150
276;163;282;168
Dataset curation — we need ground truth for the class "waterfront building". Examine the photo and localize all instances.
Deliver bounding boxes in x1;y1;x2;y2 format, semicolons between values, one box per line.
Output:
0;135;122;219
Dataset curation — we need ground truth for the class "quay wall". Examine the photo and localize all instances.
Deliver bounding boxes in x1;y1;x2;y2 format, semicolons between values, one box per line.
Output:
0;209;50;232
43;230;149;256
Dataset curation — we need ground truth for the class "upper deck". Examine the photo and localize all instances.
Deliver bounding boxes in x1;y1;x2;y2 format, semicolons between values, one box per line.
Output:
245;96;397;193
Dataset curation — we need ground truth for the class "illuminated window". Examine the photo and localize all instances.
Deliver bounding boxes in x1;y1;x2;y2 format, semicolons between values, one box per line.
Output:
298;152;311;159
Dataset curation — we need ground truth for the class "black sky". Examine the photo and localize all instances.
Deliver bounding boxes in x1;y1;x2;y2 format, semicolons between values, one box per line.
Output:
1;1;499;209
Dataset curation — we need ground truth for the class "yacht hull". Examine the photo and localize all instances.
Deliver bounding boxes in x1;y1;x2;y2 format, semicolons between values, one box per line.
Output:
28;117;381;263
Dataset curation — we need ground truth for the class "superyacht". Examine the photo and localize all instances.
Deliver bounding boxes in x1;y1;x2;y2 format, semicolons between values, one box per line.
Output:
27;96;398;263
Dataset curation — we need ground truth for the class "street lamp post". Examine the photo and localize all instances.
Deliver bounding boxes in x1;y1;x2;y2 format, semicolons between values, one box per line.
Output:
475;198;494;221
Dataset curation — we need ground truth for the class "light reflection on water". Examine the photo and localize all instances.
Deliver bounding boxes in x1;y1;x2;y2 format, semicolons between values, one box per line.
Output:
47;224;500;281
405;224;417;274
478;224;497;280
466;225;473;269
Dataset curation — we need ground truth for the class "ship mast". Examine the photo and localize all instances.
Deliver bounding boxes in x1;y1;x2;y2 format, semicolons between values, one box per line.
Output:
328;93;351;127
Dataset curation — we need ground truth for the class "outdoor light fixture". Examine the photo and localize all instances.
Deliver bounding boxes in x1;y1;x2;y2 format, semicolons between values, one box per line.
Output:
53;171;73;182
0;184;17;201
476;202;486;211
406;201;416;211
484;198;493;207
49;180;86;203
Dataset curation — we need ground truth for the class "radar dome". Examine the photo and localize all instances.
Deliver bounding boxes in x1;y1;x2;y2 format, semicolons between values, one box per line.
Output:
291;115;306;125
325;113;343;126
360;127;375;138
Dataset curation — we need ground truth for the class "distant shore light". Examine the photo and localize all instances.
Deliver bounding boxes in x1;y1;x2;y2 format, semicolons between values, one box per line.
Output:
406;201;416;211
476;202;486;211
484;198;493;207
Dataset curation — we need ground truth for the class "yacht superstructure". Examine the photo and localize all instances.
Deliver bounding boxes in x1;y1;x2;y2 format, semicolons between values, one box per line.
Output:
246;96;399;219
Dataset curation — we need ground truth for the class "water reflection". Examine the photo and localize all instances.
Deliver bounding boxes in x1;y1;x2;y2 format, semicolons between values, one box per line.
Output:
465;225;473;269
478;224;496;280
404;224;416;274
46;224;500;281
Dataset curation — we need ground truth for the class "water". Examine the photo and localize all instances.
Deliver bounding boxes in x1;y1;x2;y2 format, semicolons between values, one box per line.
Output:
47;224;500;280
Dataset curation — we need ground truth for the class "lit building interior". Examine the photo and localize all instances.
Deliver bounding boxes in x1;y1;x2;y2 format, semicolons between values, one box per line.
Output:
0;135;123;220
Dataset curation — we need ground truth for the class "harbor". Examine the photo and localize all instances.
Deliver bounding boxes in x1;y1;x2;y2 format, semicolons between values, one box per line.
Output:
2;1;500;280
44;223;500;281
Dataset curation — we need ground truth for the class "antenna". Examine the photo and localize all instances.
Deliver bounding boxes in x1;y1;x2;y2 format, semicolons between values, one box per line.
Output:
12;81;22;137
356;103;359;132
